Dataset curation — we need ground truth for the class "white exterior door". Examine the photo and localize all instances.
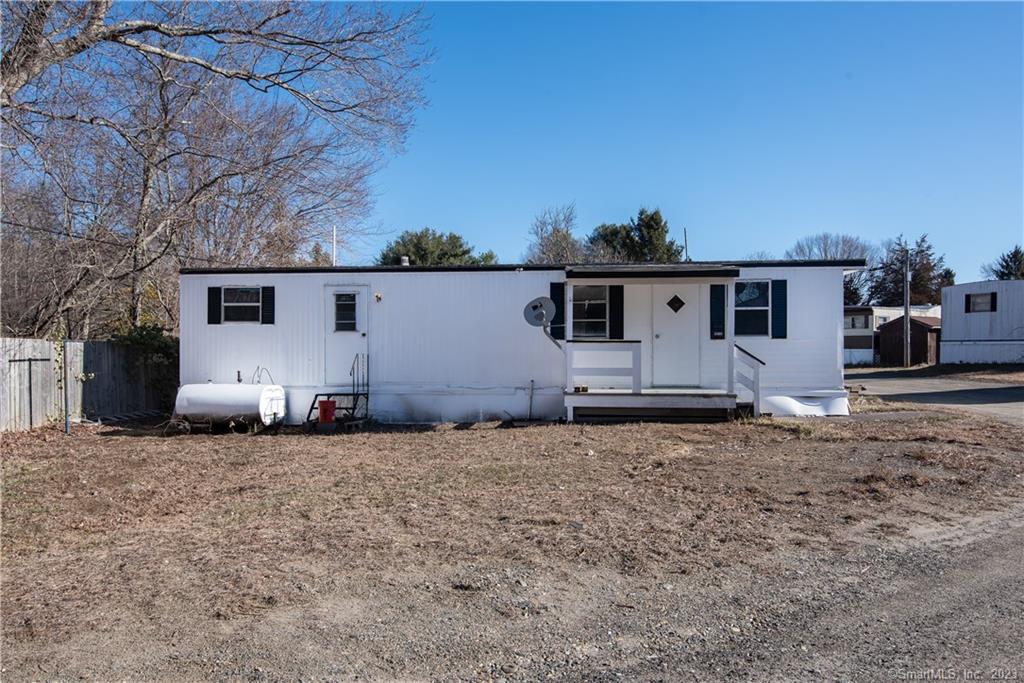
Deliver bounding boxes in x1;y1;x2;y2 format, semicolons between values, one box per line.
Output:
652;284;700;386
324;285;369;385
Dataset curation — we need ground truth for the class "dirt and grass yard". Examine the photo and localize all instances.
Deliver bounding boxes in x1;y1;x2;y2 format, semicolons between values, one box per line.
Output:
3;406;1023;680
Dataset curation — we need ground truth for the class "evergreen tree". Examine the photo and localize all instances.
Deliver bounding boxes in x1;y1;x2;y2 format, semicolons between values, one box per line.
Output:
586;208;683;263
981;245;1024;280
868;235;954;305
377;228;496;266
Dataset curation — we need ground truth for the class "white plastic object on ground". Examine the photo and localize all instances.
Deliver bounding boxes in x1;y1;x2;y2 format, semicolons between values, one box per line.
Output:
761;394;850;417
174;383;286;425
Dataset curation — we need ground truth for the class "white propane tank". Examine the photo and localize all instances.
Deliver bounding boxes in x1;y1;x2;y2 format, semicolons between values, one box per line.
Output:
174;384;286;425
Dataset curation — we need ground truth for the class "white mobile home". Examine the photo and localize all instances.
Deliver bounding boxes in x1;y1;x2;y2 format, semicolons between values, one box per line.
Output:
940;280;1024;364
178;259;863;423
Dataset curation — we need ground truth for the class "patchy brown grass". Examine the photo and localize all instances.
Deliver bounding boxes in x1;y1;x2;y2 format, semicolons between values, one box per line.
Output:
2;413;1023;663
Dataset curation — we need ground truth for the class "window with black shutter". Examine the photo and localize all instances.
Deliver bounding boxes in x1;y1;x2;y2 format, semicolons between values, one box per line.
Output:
966;292;997;313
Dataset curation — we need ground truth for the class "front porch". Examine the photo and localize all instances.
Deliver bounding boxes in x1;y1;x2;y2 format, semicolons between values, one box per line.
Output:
559;264;766;421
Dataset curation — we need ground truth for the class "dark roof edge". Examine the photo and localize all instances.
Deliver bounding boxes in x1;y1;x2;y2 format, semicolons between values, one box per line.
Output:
567;268;740;279
725;258;866;268
179;258;866;276
179;264;564;275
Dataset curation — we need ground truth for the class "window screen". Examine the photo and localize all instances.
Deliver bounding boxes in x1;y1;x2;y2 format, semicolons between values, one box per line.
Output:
335;293;357;331
223;287;261;322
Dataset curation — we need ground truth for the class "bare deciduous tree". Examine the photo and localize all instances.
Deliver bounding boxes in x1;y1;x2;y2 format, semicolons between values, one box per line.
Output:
1;1;428;338
783;232;878;305
524;204;589;265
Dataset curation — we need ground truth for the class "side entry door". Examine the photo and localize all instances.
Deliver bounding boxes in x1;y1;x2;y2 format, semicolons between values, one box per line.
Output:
324;285;369;385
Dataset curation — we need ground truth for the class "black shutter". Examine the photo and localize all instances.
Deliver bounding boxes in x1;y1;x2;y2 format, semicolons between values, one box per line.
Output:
609;285;624;339
549;282;565;340
990;291;997;312
965;293;971;313
771;280;787;339
207;287;222;324
261;286;275;324
710;284;726;339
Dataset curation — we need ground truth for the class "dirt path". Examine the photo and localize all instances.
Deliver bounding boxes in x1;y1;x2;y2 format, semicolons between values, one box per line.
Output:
14;501;1021;681
705;501;1024;681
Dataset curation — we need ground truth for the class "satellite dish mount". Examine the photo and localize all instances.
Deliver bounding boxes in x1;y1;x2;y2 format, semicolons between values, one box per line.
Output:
523;296;562;349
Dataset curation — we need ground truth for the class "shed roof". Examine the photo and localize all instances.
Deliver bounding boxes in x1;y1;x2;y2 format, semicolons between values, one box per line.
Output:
879;315;942;331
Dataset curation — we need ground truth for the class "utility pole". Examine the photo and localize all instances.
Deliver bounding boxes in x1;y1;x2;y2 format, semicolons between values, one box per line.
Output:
332;225;337;267
903;247;911;367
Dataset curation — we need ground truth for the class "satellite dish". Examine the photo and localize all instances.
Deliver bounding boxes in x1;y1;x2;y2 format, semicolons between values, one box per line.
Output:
524;296;556;327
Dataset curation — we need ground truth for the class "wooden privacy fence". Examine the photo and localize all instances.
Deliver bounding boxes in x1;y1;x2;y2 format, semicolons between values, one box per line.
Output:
1;337;177;432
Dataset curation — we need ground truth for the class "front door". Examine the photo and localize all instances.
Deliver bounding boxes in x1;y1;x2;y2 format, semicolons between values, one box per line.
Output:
652;284;700;386
324;285;369;385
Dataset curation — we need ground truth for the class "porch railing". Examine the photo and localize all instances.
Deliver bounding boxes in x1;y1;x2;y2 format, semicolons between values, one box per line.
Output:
733;344;765;417
565;340;642;394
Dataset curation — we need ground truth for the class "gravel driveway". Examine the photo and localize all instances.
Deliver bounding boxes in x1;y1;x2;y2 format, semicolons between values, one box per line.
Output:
850;372;1024;425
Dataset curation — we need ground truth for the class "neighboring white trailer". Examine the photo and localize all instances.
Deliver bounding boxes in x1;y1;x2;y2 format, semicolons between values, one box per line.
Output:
941;280;1024;364
178;260;859;423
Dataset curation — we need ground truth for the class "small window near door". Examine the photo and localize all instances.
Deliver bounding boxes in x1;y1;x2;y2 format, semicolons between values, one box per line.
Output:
967;293;994;313
335;293;357;331
223;287;262;322
735;280;770;336
572;285;608;338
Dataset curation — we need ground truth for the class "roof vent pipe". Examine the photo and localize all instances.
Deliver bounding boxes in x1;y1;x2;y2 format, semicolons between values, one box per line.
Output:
400;255;410;266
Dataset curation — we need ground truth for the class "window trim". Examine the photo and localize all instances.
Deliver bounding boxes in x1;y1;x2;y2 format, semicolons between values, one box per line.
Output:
333;291;359;332
967;292;994;313
571;284;609;339
734;279;771;337
221;286;263;325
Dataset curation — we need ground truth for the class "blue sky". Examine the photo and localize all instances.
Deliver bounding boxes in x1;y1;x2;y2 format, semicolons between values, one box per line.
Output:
354;2;1022;279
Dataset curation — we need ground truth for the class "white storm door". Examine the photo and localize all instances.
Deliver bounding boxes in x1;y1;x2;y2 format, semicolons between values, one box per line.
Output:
652;284;700;386
324;286;369;385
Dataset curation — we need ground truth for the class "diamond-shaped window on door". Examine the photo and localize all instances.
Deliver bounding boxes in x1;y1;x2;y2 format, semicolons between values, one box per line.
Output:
666;295;685;313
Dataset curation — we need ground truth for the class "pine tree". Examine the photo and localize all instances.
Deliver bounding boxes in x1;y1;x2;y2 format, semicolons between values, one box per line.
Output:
377;229;496;266
586;208;683;263
868;235;954;305
981;245;1024;280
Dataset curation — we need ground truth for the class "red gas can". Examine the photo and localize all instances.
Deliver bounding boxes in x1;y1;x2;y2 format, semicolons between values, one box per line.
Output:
318;399;336;424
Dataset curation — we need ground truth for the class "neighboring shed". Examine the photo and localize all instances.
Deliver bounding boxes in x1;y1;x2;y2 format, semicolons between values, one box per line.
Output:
878;316;941;366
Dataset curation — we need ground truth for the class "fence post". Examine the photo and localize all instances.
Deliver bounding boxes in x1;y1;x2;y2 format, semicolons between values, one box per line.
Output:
63;339;71;434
